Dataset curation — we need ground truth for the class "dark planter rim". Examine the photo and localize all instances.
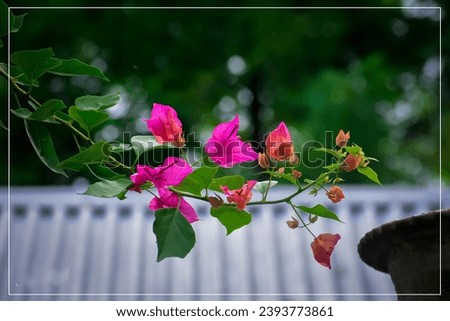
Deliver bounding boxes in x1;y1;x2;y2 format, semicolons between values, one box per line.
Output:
357;208;450;273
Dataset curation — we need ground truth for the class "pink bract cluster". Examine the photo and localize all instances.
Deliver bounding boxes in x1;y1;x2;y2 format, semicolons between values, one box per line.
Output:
130;157;198;223
130;103;350;269
133;104;262;222
205;115;258;168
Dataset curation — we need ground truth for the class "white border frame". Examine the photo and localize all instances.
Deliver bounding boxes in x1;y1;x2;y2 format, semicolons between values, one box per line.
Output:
6;5;442;299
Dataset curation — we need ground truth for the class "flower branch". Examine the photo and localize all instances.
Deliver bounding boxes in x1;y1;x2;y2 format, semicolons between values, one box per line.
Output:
2;21;381;268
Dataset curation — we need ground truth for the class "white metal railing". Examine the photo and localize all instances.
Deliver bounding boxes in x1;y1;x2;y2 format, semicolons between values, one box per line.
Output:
0;185;448;300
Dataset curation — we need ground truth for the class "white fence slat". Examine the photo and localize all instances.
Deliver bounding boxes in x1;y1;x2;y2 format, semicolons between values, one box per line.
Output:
1;185;449;300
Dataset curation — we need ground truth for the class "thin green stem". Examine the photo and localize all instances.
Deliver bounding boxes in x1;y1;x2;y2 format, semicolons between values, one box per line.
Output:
262;172;272;202
169;187;209;202
247;170;332;206
2;67;133;173
191;154;210;167
169;170;335;207
106;156;133;171
289;201;316;239
2;68;93;143
13;92;22;109
53;114;94;144
1;68;40;108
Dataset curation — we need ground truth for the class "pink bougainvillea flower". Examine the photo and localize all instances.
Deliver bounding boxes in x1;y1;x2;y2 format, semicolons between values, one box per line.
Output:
150;188;199;223
130;157;192;190
265;121;296;162
341;154;363;172
145;103;185;147
335;130;350;148
220;180;257;210
311;233;341;269
326;186;345;203
205;115;258;168
130;157;198;223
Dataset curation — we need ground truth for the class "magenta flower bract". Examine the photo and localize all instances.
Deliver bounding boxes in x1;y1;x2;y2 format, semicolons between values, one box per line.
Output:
130;157;198;223
131;157;192;190
205;115;258;168
150;188;198;223
145;103;185;146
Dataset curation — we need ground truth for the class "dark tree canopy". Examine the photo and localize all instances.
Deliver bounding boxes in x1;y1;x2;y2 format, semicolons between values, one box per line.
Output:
1;0;447;185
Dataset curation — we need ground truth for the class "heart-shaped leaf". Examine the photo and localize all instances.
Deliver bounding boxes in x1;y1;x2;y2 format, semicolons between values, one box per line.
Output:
210;206;252;235
153;208;196;262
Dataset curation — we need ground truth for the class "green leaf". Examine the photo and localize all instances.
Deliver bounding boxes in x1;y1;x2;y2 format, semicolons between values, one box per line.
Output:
153;208;196;262
86;164;125;181
357;166;381;185
10;13;26;33
75;92;120;110
0;64;39;86
82;178;132;198
210;206;252;235
130;135;165;157
314;147;341;159
266;170;297;185
322;162;340;171
0;1;6;38
297;204;343;223
11;48;62;86
11;108;32;119
174;166;218;196
59;141;111;171
208;175;245;192
48;58;109;81
54;111;72;122
345;145;363;155
29;99;66;121
24;120;67;177
254;180;278;194
68;105;109;133
11;101;65;123
0;118;7;130
110;143;132;153
1;2;26;37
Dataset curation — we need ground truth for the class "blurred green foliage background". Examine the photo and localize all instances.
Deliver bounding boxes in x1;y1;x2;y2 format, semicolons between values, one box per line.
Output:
1;0;448;186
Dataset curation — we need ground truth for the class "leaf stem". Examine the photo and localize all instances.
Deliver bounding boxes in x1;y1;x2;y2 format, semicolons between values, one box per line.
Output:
262;172;272;202
169;187;209;202
0;67;40;107
53;114;94;144
169;170;335;207
289;201;316;239
2;67;132;172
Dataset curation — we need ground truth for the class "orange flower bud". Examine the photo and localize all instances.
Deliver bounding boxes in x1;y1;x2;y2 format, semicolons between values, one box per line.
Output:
286;216;299;229
208;196;224;208
173;133;186;148
341;154;363;172
335;130;350;148
278;167;285;173
292;170;302;179
326;186;345;203
258;152;270;169
288;153;300;165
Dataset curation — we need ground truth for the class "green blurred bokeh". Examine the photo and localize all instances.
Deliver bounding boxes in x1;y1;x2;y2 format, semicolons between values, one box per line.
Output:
1;0;448;186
